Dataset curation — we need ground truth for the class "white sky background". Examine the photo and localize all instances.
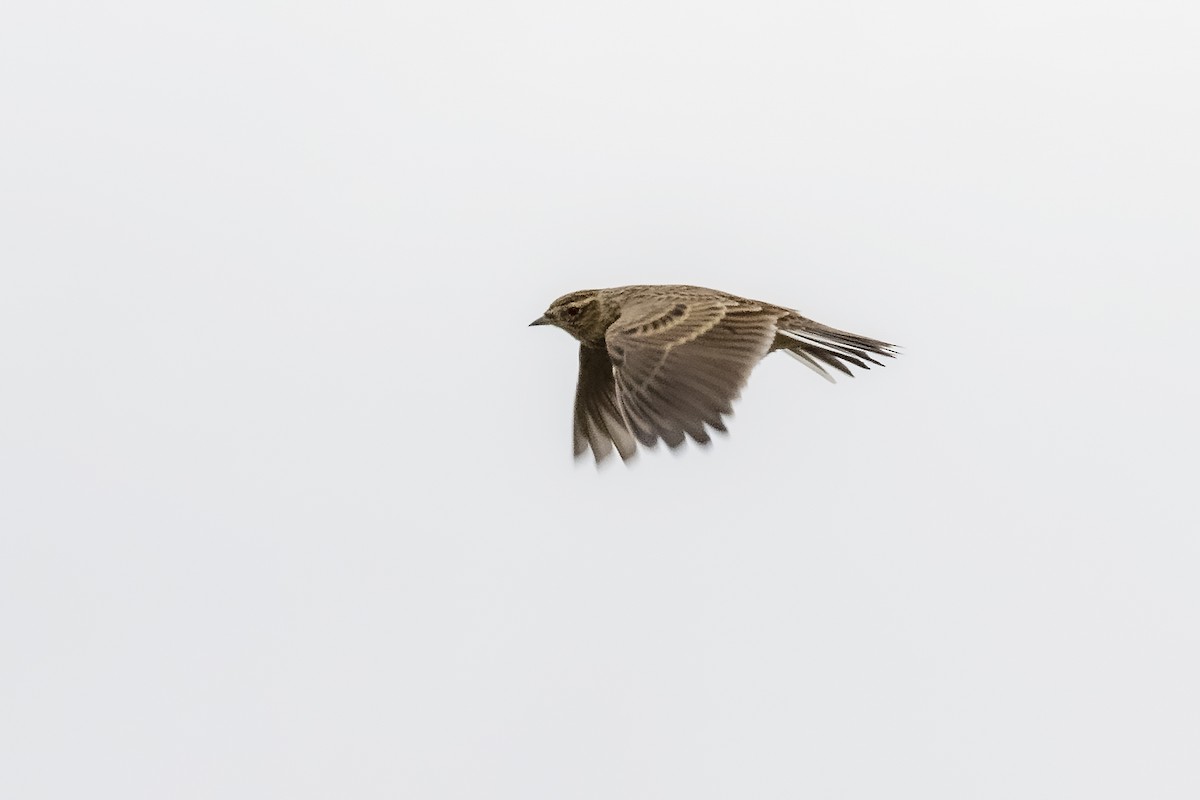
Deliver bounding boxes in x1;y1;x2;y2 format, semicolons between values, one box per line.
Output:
2;1;1198;797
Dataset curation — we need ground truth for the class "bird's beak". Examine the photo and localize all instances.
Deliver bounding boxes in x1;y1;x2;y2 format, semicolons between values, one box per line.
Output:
529;315;551;327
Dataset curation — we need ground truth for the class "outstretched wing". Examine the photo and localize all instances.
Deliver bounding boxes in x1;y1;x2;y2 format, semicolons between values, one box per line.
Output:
605;297;778;449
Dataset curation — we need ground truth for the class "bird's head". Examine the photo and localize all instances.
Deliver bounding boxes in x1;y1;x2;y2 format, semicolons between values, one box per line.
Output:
529;290;609;344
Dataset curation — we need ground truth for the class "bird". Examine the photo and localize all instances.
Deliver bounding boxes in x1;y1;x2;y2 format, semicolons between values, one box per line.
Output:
530;284;898;462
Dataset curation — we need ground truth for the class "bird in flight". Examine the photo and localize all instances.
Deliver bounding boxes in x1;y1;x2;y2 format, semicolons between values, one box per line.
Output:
530;284;898;462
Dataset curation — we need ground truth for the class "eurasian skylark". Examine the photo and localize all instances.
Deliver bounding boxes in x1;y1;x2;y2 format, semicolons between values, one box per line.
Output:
531;284;898;462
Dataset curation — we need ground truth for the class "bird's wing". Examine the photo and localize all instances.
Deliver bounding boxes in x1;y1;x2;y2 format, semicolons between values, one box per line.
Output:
605;297;777;449
574;344;638;462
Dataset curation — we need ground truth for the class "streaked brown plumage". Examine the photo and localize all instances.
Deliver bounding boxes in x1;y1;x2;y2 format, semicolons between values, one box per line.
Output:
530;285;898;462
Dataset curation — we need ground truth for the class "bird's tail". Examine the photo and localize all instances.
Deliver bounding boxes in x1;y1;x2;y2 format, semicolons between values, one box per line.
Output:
773;321;899;383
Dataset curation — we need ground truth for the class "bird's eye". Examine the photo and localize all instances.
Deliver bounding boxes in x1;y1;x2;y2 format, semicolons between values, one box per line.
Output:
565;306;581;317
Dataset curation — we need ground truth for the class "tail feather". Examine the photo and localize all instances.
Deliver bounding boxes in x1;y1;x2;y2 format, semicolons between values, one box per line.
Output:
775;324;899;382
784;348;837;383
